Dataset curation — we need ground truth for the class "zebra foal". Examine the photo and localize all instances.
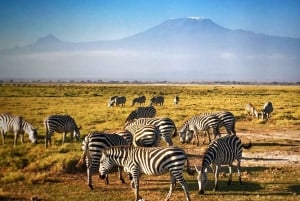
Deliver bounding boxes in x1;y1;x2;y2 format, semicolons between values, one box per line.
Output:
99;146;195;201
196;135;252;194
0;113;38;146
76;132;128;190
44;115;81;148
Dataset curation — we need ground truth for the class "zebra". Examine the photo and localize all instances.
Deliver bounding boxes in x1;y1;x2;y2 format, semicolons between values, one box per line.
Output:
99;146;195;201
76;131;128;190
195;135;252;194
178;114;220;146
113;130;133;145
131;95;146;106
44;115;81;148
0;113;38;146
125;124;160;147
107;96;118;107
125;117;177;146
125;106;156;123
261;101;273;120
108;96;126;107
174;95;179;105
202;111;236;135
245;103;259;118
150;96;164;106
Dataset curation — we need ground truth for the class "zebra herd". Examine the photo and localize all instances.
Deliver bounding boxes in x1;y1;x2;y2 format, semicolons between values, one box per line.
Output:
245;101;274;120
1;104;256;201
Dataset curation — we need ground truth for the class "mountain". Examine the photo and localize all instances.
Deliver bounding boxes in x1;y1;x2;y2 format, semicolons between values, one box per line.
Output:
0;17;299;82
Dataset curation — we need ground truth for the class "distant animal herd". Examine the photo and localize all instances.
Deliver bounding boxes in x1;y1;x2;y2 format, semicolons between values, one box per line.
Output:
0;94;274;201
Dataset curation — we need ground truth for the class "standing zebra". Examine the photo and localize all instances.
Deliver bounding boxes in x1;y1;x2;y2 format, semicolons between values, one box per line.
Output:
131;95;146;106
125;106;156;123
44;115;80;148
150;96;164;106
125;124;160;147
245;103;259;118
196;135;252;194
99;146;195;201
0;113;38;146
108;96;126;107
107;96;118;107
76;132;128;190
202;111;236;135
178;114;220;146
125;117;177;146
261;101;273;120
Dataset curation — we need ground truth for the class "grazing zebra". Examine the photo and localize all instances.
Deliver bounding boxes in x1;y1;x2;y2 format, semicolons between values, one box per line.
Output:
131;95;146;106
0;113;38;146
150;96;164;106
245;103;259;118
44;115;80;148
178;114;220;146
113;130;133;145
125;106;156;123
174;95;180;105
76;132;128;190
125;124;160;147
107;96;118;107
202;111;236;135
261;101;273;120
195;135;252;194
99;146;195;201
125;117;177;146
108;96;126;107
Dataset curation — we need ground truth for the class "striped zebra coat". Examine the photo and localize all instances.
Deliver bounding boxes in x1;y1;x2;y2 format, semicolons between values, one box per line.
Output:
125;117;177;146
179;114;220;146
76;132;128;190
44;115;80;148
202;111;236;135
108;96;126;107
131;95;146;106
196;135;252;194
125;124;160;147
0;113;38;146
99;146;195;201
125;106;156;123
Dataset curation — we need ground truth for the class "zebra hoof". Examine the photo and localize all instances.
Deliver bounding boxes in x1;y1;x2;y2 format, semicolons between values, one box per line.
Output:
199;190;205;195
88;184;94;190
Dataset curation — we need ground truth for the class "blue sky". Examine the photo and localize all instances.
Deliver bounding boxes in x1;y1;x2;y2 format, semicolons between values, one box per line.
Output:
0;0;300;49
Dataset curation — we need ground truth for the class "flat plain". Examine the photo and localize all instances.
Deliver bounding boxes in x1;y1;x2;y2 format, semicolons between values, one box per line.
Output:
0;83;299;201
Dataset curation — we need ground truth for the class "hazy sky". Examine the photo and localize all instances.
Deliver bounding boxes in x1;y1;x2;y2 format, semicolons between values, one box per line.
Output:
1;0;300;49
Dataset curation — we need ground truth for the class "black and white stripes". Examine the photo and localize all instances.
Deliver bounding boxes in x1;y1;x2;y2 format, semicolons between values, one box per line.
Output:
44;115;80;148
99;146;195;201
196;135;252;194
0;113;38;146
125;106;156;123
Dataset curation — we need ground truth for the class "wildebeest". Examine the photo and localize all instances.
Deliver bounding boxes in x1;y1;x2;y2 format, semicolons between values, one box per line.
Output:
261;101;273;120
150;96;164;106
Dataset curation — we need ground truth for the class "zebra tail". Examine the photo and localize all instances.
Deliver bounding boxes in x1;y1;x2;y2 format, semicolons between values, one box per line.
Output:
173;126;177;137
242;142;252;149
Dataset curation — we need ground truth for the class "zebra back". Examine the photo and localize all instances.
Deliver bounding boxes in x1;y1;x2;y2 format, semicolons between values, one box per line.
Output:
131;95;146;106
150;96;164;106
125;106;157;123
125;124;160;147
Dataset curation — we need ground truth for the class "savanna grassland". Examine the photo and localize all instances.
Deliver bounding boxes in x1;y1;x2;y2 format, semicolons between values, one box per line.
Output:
0;83;299;201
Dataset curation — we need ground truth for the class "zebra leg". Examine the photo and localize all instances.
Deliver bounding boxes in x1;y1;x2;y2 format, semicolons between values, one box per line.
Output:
20;133;24;144
87;166;94;190
132;176;142;201
1;130;5;144
175;174;191;201
62;132;66;145
213;165;219;191
227;165;232;185
237;160;242;185
14;131;19;147
165;173;176;201
118;166;125;183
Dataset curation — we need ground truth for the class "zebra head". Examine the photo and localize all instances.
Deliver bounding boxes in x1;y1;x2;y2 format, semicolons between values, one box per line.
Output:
29;128;38;144
195;166;208;195
99;150;116;180
178;123;188;144
73;126;81;141
185;130;194;144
